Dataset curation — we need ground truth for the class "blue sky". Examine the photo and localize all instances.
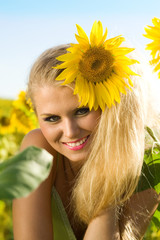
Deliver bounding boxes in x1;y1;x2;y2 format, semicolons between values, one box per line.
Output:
1;0;160;98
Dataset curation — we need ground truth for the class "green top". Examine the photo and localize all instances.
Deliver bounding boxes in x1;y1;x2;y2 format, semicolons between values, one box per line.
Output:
52;186;76;240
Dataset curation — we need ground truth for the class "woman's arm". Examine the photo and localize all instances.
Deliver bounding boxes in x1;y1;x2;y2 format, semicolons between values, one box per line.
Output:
83;189;159;240
83;208;120;240
120;188;160;240
12;129;56;240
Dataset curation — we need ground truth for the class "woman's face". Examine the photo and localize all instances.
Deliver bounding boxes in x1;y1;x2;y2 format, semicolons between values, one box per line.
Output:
34;85;101;162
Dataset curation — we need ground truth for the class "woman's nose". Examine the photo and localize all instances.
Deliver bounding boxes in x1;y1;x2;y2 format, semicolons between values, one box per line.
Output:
63;118;80;139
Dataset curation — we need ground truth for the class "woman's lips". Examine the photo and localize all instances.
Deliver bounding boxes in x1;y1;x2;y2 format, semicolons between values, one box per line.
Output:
63;135;90;151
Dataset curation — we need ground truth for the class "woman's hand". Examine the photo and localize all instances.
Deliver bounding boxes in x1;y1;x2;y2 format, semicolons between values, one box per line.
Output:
120;188;160;239
83;207;120;240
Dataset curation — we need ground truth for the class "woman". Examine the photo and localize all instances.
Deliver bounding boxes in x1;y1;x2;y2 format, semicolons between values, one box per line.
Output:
13;21;160;240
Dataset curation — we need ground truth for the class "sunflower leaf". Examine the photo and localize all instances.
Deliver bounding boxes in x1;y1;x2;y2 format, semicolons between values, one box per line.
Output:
0;146;53;200
137;146;160;230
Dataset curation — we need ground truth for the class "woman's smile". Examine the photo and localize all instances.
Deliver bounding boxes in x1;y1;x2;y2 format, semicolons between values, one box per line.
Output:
62;135;90;151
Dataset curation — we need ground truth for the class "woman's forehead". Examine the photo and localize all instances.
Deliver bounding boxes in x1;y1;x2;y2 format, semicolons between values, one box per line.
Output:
33;85;80;113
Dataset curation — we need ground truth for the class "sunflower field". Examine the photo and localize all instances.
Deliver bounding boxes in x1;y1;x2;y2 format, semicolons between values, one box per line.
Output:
0;92;38;239
0;91;160;239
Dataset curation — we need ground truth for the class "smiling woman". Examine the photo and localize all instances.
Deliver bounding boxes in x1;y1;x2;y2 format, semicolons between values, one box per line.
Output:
12;21;160;240
33;85;101;163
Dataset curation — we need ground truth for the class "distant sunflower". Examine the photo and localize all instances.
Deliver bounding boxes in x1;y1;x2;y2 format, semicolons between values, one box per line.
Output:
10;109;36;134
55;21;139;111
12;91;34;113
11;91;38;134
144;17;160;79
0;116;14;135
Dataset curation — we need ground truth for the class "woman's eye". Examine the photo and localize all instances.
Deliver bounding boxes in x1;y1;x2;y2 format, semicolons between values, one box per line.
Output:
76;107;90;116
44;115;60;122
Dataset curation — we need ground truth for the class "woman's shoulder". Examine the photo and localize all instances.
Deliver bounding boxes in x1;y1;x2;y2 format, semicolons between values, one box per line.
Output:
20;128;57;157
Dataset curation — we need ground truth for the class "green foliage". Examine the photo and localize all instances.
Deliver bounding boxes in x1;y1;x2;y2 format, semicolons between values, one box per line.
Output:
0;200;13;240
0;146;53;200
138;148;160;230
138;127;160;233
0;133;23;161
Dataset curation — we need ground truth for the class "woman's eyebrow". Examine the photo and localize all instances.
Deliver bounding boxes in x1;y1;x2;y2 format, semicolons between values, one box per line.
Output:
40;113;57;117
40;107;81;117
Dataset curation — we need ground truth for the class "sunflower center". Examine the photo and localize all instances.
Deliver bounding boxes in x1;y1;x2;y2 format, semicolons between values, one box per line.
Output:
79;47;114;83
0;116;10;126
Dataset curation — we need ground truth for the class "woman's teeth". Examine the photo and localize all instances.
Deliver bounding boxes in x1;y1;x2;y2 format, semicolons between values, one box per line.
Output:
66;137;88;147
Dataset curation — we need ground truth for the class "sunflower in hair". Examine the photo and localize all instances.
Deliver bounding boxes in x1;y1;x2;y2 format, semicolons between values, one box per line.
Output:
55;21;139;111
144;17;160;79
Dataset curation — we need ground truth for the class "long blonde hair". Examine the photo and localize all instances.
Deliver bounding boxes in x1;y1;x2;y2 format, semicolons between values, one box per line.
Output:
27;45;159;238
72;66;147;223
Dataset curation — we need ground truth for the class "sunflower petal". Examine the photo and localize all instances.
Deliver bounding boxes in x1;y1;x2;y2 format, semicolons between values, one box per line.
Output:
99;82;112;108
57;53;76;62
75;34;89;47
95;83;105;111
61;71;78;85
56;66;77;81
76;24;89;42
103;81;115;103
107;79;121;103
97;21;103;40
90;21;98;46
88;81;95;110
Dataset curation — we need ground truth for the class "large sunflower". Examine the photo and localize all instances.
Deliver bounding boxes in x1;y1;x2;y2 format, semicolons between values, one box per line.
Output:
55;21;139;111
144;17;160;79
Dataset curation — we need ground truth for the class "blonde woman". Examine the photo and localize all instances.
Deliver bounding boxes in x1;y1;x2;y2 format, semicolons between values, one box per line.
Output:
13;22;160;240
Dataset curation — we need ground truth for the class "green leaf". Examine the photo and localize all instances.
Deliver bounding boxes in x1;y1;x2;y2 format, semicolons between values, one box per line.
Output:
138;148;160;193
0;146;53;200
137;147;160;230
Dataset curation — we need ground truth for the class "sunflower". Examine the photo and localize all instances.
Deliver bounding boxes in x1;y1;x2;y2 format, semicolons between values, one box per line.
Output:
144;17;160;79
12;90;34;113
0;116;14;135
10;91;38;134
10;108;36;134
55;21;139;111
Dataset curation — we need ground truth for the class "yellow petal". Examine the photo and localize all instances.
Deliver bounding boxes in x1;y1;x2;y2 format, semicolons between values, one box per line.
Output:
113;47;135;56
54;59;79;69
150;57;160;65
76;24;89;42
99;82;112;108
114;56;139;65
81;79;90;106
144;27;160;40
97;21;103;40
67;45;82;54
95;83;105;111
56;66;77;81
152;17;160;28
88;81;95;110
57;53;76;62
110;74;128;94
103;81;115;103
107;79;121;103
74;74;84;96
62;70;78;85
104;36;125;49
98;28;108;46
90;21;98;46
154;62;160;72
75;34;89;47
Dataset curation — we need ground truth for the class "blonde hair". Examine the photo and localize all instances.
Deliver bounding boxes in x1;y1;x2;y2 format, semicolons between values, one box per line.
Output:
27;44;70;105
72;72;145;222
27;45;159;239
